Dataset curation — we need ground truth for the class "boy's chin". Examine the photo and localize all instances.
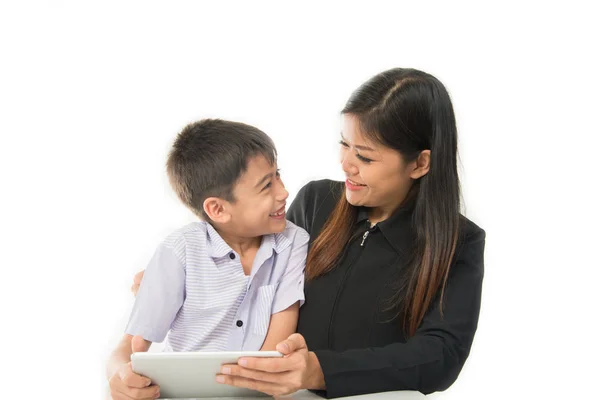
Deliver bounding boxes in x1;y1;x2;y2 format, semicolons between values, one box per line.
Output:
266;218;287;233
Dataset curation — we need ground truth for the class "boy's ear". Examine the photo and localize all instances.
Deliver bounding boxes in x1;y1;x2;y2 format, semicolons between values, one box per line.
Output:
203;197;232;224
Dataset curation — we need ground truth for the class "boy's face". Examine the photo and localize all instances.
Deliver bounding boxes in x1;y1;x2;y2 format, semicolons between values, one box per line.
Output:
225;155;289;237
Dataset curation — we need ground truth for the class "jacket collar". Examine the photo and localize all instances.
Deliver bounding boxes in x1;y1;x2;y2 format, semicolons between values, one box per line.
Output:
355;201;415;256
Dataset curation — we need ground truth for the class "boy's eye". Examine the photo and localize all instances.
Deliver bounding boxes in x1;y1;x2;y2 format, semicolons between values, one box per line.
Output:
263;169;281;191
339;140;349;148
356;153;373;163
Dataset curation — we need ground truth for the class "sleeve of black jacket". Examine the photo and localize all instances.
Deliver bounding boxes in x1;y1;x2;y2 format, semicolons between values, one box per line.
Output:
287;182;486;398
316;227;485;397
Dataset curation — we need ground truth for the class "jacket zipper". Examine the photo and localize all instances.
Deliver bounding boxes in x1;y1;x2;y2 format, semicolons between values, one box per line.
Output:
327;222;376;347
360;230;369;246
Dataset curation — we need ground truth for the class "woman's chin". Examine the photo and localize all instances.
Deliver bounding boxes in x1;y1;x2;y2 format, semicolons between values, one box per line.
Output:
345;190;365;206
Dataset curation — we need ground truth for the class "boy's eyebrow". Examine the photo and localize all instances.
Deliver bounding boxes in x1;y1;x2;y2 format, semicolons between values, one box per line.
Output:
255;172;273;189
340;132;375;152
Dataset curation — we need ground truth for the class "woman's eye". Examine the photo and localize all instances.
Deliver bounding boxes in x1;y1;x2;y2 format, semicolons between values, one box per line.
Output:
339;140;349;148
356;153;373;163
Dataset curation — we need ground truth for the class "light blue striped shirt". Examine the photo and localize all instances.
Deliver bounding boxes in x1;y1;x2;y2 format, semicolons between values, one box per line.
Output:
125;220;309;351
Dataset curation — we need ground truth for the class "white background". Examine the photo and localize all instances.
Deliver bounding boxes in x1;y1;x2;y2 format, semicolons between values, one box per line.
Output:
1;1;598;399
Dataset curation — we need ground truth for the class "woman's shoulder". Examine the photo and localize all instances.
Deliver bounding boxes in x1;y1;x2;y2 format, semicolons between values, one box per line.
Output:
287;179;344;235
459;214;486;242
454;215;486;272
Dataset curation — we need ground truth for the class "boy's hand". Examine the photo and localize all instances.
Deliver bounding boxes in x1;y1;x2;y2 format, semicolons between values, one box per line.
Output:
131;270;145;296
108;336;159;400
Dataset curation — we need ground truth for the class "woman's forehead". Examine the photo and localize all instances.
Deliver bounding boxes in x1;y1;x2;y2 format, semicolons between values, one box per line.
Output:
341;116;376;147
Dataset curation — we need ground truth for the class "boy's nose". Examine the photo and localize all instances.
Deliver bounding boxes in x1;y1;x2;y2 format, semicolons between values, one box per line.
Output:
277;181;289;201
279;187;289;201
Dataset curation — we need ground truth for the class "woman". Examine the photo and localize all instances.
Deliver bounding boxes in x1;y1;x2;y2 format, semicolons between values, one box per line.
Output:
133;68;485;398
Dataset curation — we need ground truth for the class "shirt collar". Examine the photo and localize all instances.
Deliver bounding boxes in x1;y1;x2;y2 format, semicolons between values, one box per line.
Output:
205;222;292;259
355;202;415;255
206;222;233;258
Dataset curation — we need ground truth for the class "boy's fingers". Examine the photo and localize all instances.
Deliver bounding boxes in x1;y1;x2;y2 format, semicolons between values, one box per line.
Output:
119;363;152;388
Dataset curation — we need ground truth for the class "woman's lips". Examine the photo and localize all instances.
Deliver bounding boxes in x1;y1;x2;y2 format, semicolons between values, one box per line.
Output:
346;179;366;191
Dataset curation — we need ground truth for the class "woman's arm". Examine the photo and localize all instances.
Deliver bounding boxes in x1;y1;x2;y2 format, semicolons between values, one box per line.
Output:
218;225;485;397
313;226;485;396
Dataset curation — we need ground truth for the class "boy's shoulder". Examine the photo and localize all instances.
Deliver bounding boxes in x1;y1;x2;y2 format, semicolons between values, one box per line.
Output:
272;220;310;252
161;221;208;250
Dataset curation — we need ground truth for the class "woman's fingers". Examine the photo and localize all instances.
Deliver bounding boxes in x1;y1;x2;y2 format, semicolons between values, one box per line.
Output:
235;333;309;373
218;334;313;395
131;270;145;295
134;270;144;285
234;355;292;373
114;383;159;400
216;375;294;397
109;367;159;400
276;333;308;354
220;364;285;383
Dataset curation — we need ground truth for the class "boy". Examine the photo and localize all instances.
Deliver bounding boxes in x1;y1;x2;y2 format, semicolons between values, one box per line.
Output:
107;119;309;398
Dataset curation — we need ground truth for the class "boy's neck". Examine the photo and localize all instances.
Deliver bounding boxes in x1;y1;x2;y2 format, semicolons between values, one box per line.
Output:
213;226;262;257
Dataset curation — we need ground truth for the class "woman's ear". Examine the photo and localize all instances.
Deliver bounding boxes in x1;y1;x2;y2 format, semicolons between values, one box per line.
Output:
203;197;232;224
409;150;431;179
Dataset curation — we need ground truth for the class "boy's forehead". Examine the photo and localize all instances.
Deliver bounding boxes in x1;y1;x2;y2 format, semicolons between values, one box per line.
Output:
237;154;276;185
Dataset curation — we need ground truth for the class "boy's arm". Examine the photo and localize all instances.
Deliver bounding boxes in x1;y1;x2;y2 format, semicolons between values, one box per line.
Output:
260;302;300;351
259;226;308;351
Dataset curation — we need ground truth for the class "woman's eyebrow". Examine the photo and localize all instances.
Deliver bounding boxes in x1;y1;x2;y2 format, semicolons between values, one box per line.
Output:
340;132;375;152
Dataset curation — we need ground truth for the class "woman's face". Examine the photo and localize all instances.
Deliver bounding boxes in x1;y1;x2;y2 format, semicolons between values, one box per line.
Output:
339;114;428;220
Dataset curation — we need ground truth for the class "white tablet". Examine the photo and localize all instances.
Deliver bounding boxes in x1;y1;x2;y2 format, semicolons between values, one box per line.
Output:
131;351;283;398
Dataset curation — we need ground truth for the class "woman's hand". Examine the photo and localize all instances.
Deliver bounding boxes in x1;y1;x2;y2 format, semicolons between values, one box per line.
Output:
108;336;159;400
131;270;145;296
216;333;326;396
109;362;159;400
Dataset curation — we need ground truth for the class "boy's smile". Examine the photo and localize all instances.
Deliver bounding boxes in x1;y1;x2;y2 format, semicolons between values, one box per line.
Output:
222;154;289;237
269;204;286;219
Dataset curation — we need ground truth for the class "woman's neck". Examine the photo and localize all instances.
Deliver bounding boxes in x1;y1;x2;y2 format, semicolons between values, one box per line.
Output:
367;187;416;225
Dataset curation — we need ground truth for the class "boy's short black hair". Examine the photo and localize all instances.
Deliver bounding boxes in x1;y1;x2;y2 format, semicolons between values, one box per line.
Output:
166;119;277;220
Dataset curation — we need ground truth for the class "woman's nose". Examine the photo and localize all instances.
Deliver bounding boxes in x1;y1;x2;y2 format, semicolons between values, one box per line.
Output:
341;153;358;175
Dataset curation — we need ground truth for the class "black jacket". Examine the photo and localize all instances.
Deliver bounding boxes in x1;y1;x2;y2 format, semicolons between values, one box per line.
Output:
287;180;485;398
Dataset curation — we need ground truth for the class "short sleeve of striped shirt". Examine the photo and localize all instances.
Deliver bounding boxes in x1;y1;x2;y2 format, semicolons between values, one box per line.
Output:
271;227;309;314
125;236;186;343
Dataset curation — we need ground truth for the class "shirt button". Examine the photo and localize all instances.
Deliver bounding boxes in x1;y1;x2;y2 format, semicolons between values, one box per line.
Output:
236;320;243;327
229;253;235;260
